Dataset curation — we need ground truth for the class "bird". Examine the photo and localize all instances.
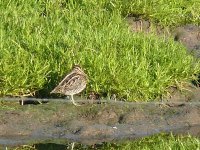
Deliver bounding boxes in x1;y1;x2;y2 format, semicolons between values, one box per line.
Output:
50;65;87;106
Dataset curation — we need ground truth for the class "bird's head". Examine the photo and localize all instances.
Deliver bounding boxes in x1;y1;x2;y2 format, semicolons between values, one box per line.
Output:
72;64;87;77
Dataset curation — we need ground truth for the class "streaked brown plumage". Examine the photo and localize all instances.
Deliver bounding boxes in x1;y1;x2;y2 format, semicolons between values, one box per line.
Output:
50;65;87;106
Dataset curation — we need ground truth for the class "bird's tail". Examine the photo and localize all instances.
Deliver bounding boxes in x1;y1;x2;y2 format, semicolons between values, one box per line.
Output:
50;88;57;94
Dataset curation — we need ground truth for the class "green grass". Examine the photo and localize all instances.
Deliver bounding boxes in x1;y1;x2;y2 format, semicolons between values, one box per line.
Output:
1;0;199;101
118;0;200;27
6;134;200;150
99;134;200;150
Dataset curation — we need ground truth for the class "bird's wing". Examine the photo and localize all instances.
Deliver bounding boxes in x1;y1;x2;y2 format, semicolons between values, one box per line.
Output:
51;73;86;93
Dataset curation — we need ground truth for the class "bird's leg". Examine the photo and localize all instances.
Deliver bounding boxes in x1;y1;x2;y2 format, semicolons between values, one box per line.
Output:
21;100;24;105
71;95;81;106
20;96;24;105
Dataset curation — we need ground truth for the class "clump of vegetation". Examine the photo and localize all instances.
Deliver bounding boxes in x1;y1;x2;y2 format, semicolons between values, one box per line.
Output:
98;133;200;150
114;0;200;27
0;0;200;101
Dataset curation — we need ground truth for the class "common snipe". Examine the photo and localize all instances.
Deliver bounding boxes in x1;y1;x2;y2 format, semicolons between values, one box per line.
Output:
50;65;87;106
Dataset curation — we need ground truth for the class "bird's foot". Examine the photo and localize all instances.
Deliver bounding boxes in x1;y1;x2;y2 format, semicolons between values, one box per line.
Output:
72;100;81;106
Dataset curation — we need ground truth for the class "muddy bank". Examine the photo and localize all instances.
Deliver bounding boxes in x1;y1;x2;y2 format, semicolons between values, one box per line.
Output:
126;17;200;58
0;89;200;146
